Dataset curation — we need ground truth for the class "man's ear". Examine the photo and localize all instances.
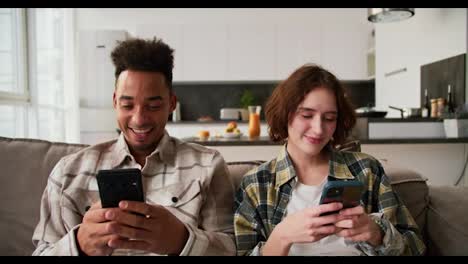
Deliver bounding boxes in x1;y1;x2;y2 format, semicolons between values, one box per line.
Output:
112;91;117;109
170;93;177;112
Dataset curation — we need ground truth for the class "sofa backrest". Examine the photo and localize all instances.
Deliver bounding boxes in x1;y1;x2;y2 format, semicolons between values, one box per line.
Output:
0;136;429;256
0;137;87;256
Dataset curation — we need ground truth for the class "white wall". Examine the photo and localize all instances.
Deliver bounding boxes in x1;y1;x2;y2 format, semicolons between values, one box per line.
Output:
375;8;466;116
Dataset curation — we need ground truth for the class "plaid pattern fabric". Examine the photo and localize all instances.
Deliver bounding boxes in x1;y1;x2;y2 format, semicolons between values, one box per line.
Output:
234;144;426;256
32;131;236;256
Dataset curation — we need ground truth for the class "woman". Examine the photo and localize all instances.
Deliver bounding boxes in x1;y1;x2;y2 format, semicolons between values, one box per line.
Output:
233;64;426;256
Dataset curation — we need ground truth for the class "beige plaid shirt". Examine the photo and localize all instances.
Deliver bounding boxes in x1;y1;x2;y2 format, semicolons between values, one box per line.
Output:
32;131;236;256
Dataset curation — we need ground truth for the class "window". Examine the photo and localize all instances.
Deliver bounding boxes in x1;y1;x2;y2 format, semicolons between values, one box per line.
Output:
0;8;28;101
0;8;78;143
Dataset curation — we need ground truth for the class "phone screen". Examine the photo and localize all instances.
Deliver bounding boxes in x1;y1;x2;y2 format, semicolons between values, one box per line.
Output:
319;181;363;216
321;185;362;208
97;168;144;208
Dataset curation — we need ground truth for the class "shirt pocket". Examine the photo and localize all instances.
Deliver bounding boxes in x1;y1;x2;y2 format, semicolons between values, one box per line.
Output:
147;180;203;224
149;179;201;207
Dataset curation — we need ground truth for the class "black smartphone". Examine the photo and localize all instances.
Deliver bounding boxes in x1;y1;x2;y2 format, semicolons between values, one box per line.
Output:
96;168;144;208
319;180;364;216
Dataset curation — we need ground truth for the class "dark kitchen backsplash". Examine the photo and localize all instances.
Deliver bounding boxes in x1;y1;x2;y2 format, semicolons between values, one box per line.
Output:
171;79;374;121
421;53;466;109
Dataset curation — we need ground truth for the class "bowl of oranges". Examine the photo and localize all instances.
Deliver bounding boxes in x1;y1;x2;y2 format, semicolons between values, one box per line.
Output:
223;122;242;138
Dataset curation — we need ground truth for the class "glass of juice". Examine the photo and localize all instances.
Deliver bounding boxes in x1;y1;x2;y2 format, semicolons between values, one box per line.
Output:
248;105;261;138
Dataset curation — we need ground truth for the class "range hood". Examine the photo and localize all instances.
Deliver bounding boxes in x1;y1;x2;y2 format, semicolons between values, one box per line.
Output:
368;8;415;23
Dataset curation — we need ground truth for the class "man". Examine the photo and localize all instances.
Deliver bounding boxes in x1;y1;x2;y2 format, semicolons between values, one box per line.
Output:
32;38;236;256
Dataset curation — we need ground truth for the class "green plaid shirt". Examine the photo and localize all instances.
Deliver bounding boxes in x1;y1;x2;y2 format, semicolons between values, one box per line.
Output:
234;145;426;256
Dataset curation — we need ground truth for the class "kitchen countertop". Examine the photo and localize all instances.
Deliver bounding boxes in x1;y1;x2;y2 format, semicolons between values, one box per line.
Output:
167;120;266;124
183;136;279;146
366;117;442;122
182;136;468;146
360;138;468;144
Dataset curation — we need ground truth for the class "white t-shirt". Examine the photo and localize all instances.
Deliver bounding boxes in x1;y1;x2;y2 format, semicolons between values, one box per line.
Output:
286;180;362;256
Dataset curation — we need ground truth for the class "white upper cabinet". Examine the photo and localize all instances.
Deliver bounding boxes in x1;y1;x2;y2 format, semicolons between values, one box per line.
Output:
78;30;128;108
276;23;322;80
321;22;368;80
182;24;228;81
127;9;373;82
226;24;276;81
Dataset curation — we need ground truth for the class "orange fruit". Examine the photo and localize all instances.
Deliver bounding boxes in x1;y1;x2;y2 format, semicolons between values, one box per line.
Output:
198;130;210;139
227;121;237;130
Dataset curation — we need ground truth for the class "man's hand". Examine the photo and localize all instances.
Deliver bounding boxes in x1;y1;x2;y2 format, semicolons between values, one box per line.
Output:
76;202;121;256
104;201;189;255
334;205;383;247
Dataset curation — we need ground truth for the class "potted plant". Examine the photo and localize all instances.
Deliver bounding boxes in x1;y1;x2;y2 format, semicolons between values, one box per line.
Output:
239;89;256;121
441;103;468;138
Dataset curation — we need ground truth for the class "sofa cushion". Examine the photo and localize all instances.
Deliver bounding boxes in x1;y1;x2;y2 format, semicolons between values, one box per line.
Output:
227;161;265;190
0;137;86;256
425;186;468;256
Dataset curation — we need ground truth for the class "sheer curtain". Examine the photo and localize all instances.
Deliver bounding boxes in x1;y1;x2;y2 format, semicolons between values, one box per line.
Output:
0;8;79;143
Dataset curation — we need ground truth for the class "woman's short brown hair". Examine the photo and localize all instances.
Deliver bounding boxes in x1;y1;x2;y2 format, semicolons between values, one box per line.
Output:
265;64;356;147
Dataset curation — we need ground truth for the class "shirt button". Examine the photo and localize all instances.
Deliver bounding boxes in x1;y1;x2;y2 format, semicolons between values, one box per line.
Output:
171;197;178;203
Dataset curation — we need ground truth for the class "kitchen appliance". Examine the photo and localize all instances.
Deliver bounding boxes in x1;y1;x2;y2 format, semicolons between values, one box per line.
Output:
220;108;248;121
355;106;387;118
388;106;421;118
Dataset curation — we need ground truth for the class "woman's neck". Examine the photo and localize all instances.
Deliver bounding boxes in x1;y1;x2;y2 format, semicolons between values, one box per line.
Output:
287;145;330;186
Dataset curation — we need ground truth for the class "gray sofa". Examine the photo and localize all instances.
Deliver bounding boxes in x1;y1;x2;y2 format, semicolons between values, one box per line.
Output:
1;136;467;256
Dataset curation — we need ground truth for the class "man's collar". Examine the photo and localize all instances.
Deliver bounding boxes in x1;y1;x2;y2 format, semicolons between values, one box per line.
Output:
111;130;175;168
274;144;355;189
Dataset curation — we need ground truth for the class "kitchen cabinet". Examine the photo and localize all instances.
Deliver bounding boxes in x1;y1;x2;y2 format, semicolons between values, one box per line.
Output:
77;30;128;144
78;30;128;108
135;20;370;82
321;22;368;80
276;23;322;79
182;25;228;81
226;24;276;80
375;22;419;117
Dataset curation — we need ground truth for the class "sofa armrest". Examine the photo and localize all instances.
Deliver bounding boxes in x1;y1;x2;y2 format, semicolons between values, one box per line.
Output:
426;186;468;255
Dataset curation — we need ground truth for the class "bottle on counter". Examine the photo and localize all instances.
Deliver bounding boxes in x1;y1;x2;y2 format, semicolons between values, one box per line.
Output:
430;99;438;118
446;84;455;114
421;88;430;118
437;98;446;118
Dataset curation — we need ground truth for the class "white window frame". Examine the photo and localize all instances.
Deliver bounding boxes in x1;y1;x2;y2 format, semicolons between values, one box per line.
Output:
0;8;29;103
0;8;79;143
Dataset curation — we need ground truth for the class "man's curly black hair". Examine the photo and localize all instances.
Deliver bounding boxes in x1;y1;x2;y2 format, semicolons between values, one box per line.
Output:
111;37;174;89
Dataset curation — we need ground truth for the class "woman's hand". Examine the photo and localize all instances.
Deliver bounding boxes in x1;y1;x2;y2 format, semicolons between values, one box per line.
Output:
261;202;347;256
334;205;383;247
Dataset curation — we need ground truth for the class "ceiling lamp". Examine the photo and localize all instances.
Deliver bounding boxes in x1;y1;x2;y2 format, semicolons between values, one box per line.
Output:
368;8;415;23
